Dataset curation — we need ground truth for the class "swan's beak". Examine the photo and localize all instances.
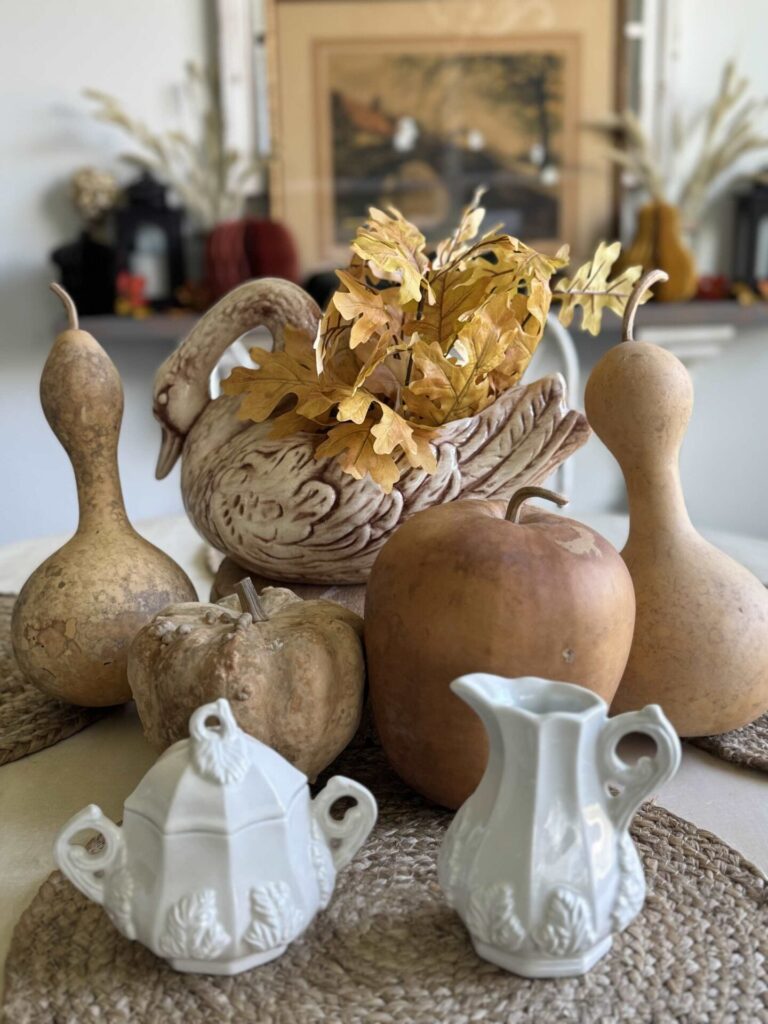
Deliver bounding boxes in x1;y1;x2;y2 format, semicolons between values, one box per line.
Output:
156;427;184;479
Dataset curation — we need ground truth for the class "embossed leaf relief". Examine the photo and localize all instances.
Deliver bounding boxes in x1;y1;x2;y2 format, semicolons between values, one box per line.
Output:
466;883;526;951
192;729;250;785
440;817;485;907
309;817;334;909
158;890;231;960
104;860;135;940
244;882;305;952
612;833;646;932
534;886;596;957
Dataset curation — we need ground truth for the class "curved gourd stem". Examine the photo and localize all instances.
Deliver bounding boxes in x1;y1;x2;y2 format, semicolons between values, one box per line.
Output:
505;485;569;523
50;282;79;330
234;577;268;621
621;269;669;343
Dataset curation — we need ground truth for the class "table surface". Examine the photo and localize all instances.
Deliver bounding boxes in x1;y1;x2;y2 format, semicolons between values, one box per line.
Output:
1;514;767;998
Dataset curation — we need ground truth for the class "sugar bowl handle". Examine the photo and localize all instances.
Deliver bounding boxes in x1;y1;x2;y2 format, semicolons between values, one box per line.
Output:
189;698;250;785
312;776;378;871
54;804;125;905
599;705;681;833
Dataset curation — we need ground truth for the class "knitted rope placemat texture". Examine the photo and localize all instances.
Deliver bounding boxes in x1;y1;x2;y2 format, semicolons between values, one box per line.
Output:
3;748;766;1024
0;594;108;766
689;713;768;773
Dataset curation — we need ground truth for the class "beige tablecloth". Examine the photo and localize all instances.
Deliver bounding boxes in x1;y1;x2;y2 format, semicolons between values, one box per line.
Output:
1;515;767;998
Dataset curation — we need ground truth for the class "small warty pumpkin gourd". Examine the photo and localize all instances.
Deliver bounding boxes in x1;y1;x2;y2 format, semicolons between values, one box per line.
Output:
128;585;365;778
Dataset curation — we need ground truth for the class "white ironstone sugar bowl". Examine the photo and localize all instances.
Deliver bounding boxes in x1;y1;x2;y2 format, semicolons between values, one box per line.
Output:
54;698;377;975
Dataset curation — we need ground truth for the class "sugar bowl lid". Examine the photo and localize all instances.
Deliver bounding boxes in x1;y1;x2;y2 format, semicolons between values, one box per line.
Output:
124;699;307;834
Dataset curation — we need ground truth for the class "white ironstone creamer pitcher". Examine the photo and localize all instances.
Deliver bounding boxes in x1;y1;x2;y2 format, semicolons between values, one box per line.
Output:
54;698;377;975
438;674;681;978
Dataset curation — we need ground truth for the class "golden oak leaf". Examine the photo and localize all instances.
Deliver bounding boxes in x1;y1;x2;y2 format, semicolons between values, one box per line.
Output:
332;270;391;349
282;322;316;359
555;241;646;335
351;206;431;305
352;333;407;393
222;346;339;423
402;426;438;474
314;418;401;493
404;262;492;354
336;388;376;424
451;298;516;381
433;187;486;269
525;276;553;331
405;338;492;425
370;403;417;459
456;235;568;296
313;298;349;375
363;364;402;403
268;410;328;438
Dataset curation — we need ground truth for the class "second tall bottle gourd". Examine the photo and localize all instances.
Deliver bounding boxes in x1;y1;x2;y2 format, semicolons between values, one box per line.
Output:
585;270;768;736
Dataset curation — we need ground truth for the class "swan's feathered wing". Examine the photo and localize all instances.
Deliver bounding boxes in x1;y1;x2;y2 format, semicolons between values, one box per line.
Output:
184;374;589;584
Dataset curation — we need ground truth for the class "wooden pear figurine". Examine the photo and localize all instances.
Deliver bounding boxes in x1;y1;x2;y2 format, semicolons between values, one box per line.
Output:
585;269;768;735
11;286;197;706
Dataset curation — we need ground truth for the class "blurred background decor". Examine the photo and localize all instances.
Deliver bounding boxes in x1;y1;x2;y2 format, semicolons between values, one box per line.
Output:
50;167;120;315
732;170;768;292
6;0;768;546
266;0;619;268
114;172;185;310
85;62;264;232
598;61;768;300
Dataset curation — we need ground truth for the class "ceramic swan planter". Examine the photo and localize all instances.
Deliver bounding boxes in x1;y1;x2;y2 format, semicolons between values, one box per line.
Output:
152;278;590;584
438;674;680;978
55;699;377;975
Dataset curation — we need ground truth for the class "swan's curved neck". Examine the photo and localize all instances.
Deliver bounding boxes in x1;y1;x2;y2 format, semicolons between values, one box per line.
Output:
161;279;322;415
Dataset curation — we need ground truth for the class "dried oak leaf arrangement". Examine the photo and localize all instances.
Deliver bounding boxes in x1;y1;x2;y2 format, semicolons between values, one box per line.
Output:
222;192;646;492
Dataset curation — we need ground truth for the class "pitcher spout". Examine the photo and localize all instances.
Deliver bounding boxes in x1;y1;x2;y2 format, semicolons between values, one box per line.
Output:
451;674;606;721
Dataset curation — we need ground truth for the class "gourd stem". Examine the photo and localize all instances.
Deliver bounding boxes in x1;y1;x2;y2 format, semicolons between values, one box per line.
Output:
50;282;79;330
234;578;268;621
505;486;569;524
621;269;668;342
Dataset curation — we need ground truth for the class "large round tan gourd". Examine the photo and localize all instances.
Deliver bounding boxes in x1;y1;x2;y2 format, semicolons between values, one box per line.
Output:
11;287;196;706
364;487;636;808
128;583;365;779
585;270;768;735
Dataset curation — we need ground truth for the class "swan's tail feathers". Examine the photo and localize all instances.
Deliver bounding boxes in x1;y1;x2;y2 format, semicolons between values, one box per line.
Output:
440;374;591;501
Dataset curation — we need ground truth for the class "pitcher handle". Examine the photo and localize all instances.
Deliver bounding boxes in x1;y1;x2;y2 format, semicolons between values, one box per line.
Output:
54;804;124;905
599;705;681;833
312;776;378;871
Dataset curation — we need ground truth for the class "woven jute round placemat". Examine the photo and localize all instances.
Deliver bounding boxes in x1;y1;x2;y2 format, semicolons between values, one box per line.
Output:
3;749;766;1024
689;713;768;773
0;594;108;766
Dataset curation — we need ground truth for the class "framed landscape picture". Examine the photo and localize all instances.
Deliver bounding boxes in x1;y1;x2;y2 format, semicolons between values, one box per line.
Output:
267;0;619;270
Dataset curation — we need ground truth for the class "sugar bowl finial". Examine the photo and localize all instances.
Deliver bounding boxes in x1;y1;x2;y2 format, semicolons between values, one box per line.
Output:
55;698;377;974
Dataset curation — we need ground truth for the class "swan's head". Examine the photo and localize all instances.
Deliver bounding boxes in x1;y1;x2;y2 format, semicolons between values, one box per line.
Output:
152;278;322;479
153;350;210;479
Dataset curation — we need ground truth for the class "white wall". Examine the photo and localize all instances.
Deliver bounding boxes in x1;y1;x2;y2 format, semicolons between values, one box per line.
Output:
0;0;210;545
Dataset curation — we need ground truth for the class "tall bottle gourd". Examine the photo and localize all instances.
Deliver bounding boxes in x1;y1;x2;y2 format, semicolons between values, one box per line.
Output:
11;286;196;706
585;270;768;735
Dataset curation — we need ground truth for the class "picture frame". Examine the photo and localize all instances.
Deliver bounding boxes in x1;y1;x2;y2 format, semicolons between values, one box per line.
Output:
266;0;620;270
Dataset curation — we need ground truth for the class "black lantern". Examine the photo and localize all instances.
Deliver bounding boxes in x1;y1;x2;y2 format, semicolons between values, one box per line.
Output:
114;172;185;308
732;177;768;288
51;232;116;315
